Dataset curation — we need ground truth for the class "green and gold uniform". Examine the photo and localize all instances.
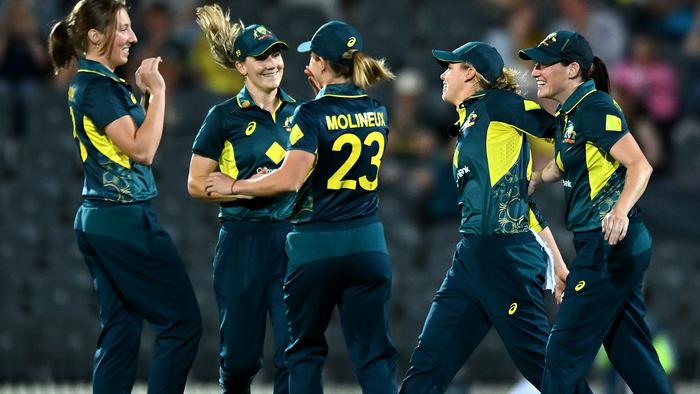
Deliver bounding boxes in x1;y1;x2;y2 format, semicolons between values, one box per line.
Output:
192;85;297;394
541;80;671;394
401;87;593;393
71;58;202;393
284;83;397;394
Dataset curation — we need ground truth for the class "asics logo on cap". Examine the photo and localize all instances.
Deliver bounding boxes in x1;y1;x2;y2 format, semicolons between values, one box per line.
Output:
347;37;356;47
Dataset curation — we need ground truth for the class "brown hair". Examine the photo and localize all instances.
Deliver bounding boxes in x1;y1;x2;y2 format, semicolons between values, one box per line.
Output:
321;51;395;89
195;4;244;70
561;56;610;93
48;0;126;74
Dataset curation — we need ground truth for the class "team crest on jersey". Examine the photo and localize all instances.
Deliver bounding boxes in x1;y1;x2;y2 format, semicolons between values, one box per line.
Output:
563;119;576;144
253;26;273;40
540;32;557;47
283;116;293;132
465;111;477;128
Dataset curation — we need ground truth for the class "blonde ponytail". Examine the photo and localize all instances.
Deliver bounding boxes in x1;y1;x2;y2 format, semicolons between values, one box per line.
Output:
351;52;395;89
475;66;520;93
195;4;244;69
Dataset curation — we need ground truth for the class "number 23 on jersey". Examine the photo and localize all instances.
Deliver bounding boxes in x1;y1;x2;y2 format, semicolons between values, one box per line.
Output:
327;131;385;191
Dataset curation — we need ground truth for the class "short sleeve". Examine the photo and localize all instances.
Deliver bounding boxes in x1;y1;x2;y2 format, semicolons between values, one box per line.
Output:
192;106;226;161
82;78;131;129
528;199;549;232
287;105;318;154
578;100;629;152
487;92;556;139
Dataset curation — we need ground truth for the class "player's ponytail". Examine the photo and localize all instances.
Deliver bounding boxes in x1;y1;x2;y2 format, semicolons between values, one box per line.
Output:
324;51;395;89
480;66;520;93
195;4;244;70
352;52;395;89
48;19;76;74
584;56;609;93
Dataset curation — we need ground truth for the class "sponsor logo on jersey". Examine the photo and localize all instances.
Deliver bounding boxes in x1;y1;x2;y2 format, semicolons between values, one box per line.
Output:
575;280;586;291
456;165;471;180
508;302;518;315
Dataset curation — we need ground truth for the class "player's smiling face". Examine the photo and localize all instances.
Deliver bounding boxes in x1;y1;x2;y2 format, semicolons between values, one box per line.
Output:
531;61;570;103
107;8;137;69
440;62;471;105
242;50;284;92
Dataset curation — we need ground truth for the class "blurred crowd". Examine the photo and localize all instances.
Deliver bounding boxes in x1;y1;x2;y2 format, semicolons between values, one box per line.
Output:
1;0;699;387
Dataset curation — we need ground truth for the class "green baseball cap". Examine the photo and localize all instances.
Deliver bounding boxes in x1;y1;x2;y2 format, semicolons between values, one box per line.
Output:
432;41;504;83
297;20;363;65
518;30;593;70
233;24;288;60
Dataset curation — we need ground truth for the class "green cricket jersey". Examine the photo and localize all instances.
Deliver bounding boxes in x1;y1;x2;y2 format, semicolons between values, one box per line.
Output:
287;83;388;223
553;80;637;232
452;89;556;235
68;58;157;203
192;86;298;222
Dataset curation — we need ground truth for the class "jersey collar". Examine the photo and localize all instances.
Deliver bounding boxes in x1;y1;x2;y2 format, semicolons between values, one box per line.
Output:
235;85;296;109
316;83;367;100
77;58;126;83
557;79;596;115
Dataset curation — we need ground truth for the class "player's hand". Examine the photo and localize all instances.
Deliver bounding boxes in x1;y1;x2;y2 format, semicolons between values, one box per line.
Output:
205;172;235;196
602;208;629;245
135;57;165;95
554;262;568;305
304;66;321;95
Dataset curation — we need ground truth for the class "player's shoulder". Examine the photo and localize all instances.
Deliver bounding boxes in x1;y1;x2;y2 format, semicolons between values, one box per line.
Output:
577;90;622;117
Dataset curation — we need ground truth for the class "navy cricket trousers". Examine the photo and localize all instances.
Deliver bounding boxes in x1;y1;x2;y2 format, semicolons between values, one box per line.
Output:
213;220;291;394
74;200;202;394
541;220;671;394
401;232;591;394
283;216;397;394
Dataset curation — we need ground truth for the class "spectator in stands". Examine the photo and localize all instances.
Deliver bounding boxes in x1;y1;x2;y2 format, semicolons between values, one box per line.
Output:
0;0;50;175
613;33;679;171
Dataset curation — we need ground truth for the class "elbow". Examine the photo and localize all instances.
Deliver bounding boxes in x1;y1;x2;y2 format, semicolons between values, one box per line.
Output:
638;160;653;182
129;151;155;166
187;177;198;198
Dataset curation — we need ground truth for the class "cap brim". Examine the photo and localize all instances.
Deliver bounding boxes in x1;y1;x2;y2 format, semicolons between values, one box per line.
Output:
297;41;312;53
249;41;289;57
518;47;561;64
431;49;463;67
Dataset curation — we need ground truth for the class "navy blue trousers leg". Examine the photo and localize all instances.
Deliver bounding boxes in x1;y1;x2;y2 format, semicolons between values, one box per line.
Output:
399;259;491;394
542;224;670;394
214;222;290;394
284;252;396;394
76;208;202;394
337;252;397;394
